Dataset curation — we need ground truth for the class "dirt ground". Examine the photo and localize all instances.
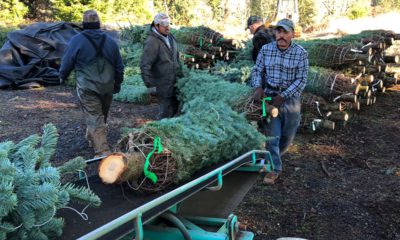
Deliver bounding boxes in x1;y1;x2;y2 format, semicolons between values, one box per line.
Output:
0;85;399;239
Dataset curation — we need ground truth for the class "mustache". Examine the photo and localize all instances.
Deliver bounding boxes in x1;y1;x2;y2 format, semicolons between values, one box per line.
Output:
277;38;287;42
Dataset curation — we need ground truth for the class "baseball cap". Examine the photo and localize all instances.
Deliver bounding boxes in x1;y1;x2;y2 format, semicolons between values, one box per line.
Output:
276;18;294;32
245;16;263;30
154;13;171;27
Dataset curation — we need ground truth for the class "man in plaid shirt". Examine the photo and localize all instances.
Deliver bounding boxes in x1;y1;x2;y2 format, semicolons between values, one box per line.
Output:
251;18;308;185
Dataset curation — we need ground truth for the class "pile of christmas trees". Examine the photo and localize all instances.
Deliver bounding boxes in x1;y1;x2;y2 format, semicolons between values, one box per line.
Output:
296;30;400;132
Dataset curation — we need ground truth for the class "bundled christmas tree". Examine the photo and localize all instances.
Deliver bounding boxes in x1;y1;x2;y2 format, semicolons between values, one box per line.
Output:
98;98;266;192
177;71;252;112
305;66;359;100
0;124;101;240
177;71;277;121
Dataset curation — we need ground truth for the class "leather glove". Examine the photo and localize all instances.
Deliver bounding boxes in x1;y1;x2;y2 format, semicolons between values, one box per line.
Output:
113;84;121;94
253;87;265;102
271;95;284;107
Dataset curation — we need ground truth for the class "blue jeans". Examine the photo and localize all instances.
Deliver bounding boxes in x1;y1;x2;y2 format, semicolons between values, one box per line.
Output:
265;96;301;173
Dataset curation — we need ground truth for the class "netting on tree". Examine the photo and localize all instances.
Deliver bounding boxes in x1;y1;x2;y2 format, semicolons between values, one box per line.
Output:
99;98;266;192
305;67;358;100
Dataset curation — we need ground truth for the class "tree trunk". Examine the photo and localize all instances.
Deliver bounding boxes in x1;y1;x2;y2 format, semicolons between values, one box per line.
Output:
98;152;145;184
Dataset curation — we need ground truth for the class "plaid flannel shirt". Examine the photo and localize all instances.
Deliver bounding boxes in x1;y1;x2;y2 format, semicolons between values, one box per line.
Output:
251;41;308;98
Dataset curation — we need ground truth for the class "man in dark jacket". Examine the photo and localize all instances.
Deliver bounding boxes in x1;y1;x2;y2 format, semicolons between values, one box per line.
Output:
140;13;182;120
246;16;275;62
59;10;124;157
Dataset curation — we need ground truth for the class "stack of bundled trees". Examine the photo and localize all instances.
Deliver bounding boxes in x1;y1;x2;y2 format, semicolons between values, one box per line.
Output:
114;25;240;104
173;26;239;70
296;30;400;132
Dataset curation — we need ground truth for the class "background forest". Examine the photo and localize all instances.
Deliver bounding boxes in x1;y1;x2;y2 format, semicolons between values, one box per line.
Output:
2;0;400;29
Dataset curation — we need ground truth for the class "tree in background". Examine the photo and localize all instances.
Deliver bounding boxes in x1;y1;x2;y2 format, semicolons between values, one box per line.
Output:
153;0;214;26
371;0;400;15
298;0;317;27
0;0;28;25
248;0;276;23
206;0;224;21
51;0;152;23
50;0;88;22
347;0;370;19
20;0;52;20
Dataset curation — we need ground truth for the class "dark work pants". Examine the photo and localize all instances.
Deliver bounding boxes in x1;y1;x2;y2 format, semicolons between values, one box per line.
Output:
76;88;112;154
157;95;180;120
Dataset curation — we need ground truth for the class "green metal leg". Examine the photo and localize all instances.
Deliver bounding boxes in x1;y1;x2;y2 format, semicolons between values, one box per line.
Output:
141;214;253;240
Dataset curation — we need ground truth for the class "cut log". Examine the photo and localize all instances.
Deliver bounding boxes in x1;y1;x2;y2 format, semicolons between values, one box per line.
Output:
384;37;394;47
371;96;377;104
384;55;399;64
198;62;211;70
357;74;374;84
383;63;400;73
322;102;345;112
336;101;360;111
359;98;371;106
393;33;400;40
264;104;279;118
355;53;372;63
327;111;349;122
335;94;358;103
98;152;145;184
245;100;279;121
319;119;335;131
377;86;386;93
352;66;366;74
372;79;384;89
358;85;369;94
307;119;336;132
384;77;398;86
366;66;381;74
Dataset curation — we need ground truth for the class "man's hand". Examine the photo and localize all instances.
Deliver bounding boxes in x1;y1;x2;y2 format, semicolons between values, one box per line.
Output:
271;95;284;107
59;77;65;85
253;87;265;102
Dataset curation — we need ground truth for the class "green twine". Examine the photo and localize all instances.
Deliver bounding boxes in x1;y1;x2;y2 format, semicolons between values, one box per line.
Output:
144;137;163;183
262;97;272;117
183;54;195;58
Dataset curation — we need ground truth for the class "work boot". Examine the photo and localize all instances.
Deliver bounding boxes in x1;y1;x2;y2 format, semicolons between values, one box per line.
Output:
263;172;280;185
89;127;111;157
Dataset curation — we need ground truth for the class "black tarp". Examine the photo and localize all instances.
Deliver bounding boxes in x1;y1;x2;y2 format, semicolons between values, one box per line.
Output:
0;22;81;89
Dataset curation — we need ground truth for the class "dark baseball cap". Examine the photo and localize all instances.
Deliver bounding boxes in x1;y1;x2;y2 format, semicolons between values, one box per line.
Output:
275;18;295;32
245;16;263;30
